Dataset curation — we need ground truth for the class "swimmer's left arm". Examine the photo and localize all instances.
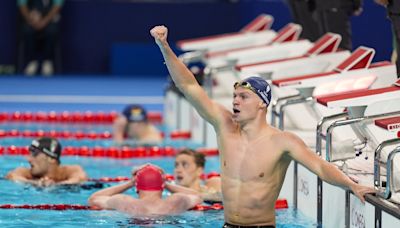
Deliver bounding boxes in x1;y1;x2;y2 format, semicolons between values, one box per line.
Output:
165;182;200;195
285;132;376;203
167;193;203;212
58;166;88;185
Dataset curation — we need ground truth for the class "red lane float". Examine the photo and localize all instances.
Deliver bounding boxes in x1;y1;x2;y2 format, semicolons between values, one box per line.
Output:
0;130;192;141
0;111;162;124
0;146;219;157
0;200;288;211
0;203;223;211
0;130;113;139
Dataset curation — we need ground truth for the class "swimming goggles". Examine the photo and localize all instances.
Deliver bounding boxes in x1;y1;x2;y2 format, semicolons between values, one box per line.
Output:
29;144;58;160
234;81;257;94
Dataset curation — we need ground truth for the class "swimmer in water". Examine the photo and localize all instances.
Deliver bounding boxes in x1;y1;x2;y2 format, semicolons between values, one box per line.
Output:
165;149;222;203
6;137;87;186
88;163;202;216
113;104;162;146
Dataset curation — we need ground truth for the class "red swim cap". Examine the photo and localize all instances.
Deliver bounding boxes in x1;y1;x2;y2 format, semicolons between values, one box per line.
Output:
135;165;164;191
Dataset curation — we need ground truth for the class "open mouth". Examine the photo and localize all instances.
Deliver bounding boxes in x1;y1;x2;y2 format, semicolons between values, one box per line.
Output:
233;108;240;114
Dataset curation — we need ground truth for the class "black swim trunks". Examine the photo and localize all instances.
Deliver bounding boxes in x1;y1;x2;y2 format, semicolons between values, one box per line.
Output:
223;223;275;228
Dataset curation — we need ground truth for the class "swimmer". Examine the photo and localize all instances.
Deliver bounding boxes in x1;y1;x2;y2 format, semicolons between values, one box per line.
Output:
6;137;87;186
150;25;376;227
88;163;202;216
165;149;222;203
113;104;162;146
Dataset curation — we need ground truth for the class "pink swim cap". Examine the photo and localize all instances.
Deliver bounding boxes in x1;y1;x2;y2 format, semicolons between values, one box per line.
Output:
135;165;164;191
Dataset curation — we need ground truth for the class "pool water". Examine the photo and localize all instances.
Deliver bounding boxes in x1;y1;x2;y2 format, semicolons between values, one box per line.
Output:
0;155;318;227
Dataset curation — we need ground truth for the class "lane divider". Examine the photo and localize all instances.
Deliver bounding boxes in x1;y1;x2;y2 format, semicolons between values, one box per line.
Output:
0;146;219;157
0;130;191;140
0;111;162;124
0;200;288;211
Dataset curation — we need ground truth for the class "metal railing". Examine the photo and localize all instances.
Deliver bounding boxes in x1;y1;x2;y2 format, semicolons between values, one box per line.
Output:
374;139;400;199
325;110;400;162
270;95;313;130
315;112;349;156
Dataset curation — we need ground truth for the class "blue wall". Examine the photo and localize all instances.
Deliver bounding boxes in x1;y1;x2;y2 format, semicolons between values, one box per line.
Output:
0;0;392;75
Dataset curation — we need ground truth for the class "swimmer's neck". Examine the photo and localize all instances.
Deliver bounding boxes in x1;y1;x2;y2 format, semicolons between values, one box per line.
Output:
138;191;163;201
187;179;203;192
238;120;269;141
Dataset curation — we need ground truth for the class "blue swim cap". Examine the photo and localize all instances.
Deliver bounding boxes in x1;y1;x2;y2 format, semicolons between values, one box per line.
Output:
122;104;148;122
234;76;272;107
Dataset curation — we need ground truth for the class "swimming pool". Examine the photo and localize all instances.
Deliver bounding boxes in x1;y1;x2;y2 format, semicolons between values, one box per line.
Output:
0;155;318;227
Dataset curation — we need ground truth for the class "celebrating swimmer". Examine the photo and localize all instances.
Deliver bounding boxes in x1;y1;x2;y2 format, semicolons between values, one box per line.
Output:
150;25;376;227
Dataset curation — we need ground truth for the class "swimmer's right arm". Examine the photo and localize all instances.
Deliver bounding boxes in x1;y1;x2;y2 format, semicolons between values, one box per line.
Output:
88;180;135;209
150;26;223;126
5;168;32;182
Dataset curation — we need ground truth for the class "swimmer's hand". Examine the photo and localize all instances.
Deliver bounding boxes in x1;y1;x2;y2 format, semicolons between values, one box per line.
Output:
349;183;377;204
150;25;168;47
36;177;55;187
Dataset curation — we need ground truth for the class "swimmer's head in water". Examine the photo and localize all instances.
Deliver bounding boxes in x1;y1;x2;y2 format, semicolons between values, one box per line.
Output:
234;76;272;108
122;104;148;122
29;137;62;163
135;164;164;192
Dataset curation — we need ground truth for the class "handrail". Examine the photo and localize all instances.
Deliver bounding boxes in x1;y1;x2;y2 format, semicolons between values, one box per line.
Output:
278;96;314;130
374;139;400;199
270;94;302;127
326;110;400;162
316;112;349;156
384;146;400;199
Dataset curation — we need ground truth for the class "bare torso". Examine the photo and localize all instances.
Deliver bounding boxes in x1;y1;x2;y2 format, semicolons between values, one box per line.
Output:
218;124;291;226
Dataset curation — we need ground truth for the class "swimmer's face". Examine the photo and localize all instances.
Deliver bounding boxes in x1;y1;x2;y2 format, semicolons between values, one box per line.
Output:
174;154;203;187
232;87;263;122
27;152;52;177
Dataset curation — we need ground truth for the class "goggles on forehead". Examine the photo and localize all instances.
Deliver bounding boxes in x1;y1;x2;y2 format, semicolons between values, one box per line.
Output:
234;81;257;94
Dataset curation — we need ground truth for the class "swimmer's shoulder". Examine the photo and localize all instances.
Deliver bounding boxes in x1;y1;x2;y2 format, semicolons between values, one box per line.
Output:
6;167;31;179
60;164;87;177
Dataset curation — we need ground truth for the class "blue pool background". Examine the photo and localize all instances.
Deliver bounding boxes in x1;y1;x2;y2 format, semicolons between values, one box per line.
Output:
0;75;317;227
0;155;317;227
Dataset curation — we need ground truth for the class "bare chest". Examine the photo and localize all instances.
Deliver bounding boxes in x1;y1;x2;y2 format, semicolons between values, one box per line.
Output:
220;136;282;181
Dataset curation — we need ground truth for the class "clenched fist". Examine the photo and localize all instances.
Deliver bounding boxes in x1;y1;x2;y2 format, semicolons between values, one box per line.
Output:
150;25;168;47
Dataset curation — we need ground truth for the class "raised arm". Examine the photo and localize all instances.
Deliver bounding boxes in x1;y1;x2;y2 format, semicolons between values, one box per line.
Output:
150;26;224;127
284;132;376;203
